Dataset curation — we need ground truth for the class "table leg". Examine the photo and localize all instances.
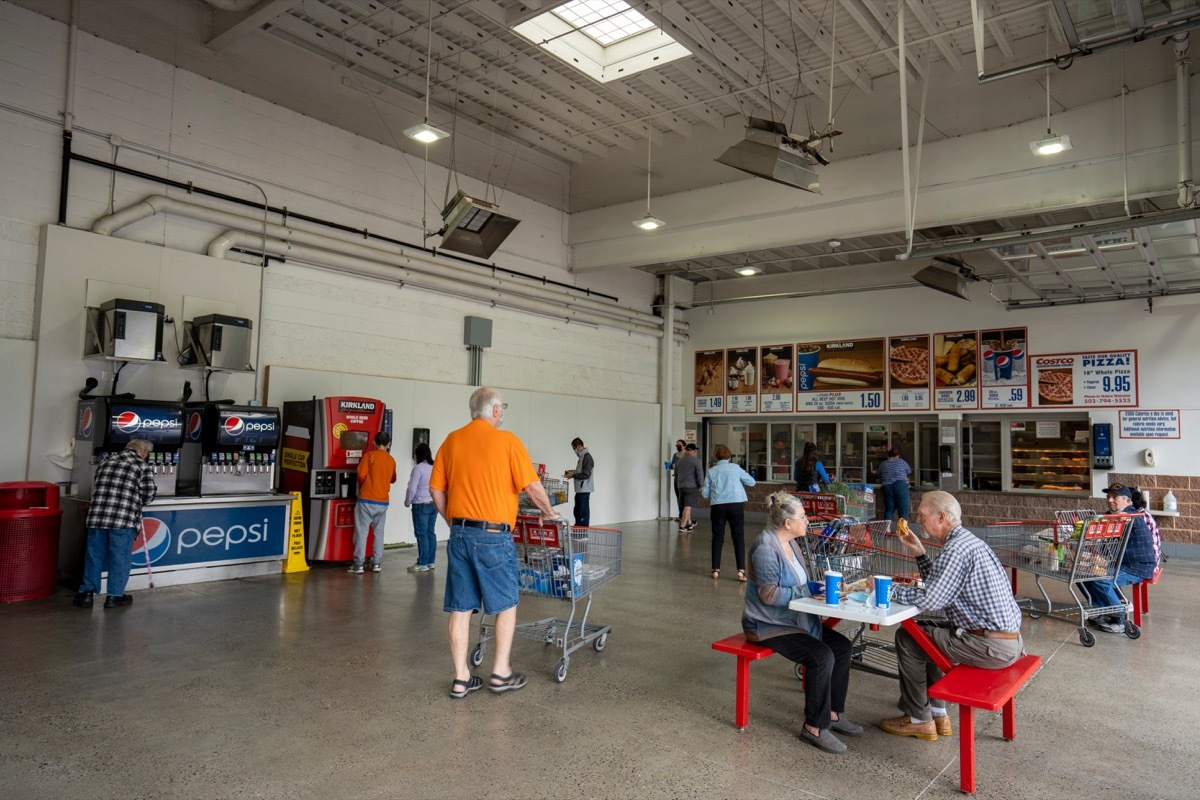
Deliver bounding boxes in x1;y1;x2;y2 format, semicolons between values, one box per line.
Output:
1002;697;1015;740
899;618;953;672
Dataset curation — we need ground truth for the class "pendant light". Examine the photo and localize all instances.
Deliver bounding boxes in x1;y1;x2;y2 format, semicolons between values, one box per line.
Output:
405;1;449;144
633;135;664;230
1030;28;1071;156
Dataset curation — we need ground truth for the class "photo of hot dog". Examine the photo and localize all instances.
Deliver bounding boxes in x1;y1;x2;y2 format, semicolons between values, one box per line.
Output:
809;358;882;388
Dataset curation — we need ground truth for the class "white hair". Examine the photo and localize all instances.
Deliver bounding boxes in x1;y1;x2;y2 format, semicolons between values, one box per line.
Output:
920;491;962;525
126;438;153;457
469;387;504;420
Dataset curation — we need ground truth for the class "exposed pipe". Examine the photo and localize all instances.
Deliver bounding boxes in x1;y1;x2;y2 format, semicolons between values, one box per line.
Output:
211;230;687;340
199;0;260;11
1175;34;1195;208
978;15;1200;84
58;0;78;224
90;195;684;333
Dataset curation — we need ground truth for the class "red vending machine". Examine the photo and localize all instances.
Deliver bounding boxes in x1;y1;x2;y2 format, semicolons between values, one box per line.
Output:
280;397;390;561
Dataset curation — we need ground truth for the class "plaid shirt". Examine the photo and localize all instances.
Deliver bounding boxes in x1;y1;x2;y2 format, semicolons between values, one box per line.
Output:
892;525;1022;633
85;449;156;530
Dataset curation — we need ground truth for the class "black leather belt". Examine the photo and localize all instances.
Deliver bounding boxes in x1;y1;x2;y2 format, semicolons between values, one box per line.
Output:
451;518;511;533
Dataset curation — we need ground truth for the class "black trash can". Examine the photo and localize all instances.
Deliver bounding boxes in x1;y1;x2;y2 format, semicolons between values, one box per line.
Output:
0;482;63;602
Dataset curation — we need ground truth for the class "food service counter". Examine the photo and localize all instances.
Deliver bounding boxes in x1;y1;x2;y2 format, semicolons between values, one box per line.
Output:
59;493;292;591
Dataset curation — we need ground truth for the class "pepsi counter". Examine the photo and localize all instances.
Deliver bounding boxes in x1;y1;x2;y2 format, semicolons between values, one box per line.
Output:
61;399;291;590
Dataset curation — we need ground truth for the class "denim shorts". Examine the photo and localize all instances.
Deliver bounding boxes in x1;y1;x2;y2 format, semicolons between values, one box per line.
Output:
443;525;519;614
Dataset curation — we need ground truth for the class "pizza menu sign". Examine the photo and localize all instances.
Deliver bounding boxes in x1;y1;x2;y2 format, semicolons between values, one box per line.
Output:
694;333;1138;414
1031;350;1138;408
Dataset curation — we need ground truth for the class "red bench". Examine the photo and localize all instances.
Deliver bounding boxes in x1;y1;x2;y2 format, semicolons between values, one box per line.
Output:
711;634;775;730
928;654;1043;794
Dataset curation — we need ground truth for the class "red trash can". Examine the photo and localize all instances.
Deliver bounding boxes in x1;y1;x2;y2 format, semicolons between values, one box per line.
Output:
0;482;63;602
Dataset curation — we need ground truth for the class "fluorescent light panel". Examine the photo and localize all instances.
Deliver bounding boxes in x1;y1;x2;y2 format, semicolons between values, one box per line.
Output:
405;122;449;143
634;213;664;230
1030;133;1072;155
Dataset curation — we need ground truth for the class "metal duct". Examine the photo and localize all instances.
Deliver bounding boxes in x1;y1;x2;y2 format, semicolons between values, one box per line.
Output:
90;195;686;336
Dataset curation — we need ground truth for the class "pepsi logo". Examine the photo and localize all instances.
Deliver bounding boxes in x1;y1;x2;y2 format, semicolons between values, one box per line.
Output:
187;412;202;440
133;517;172;566
79;407;94;438
116;411;142;433
224;417;275;435
224;416;245;435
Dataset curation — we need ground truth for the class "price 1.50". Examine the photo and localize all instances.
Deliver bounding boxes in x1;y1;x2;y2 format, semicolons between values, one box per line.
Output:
858;392;883;409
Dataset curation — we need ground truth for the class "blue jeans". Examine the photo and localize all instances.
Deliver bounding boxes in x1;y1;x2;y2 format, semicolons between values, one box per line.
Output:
882;481;910;521
80;527;136;597
573;492;590;528
443;525;519;614
1080;569;1140;620
411;502;437;567
353;501;388;565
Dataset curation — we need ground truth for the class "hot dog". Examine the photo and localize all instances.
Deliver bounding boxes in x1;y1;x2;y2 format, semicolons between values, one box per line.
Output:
808;358;880;386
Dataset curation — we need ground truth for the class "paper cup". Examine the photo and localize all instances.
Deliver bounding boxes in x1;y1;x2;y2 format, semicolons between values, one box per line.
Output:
796;346;821;391
824;570;842;605
873;575;892;609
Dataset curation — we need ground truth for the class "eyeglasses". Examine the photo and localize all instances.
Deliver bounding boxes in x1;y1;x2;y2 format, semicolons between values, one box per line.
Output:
502;403;508;410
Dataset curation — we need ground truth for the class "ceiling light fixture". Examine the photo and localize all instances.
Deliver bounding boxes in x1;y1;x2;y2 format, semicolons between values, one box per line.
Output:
1030;29;1071;157
405;1;449;145
633;134;664;231
736;264;762;276
828;239;842;248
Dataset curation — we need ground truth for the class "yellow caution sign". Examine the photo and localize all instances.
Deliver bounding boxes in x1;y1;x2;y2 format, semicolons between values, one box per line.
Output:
283;491;309;573
281;447;309;473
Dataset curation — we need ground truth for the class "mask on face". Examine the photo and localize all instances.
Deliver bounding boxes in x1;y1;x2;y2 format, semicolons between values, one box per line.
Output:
676;444;683;452
572;448;580;458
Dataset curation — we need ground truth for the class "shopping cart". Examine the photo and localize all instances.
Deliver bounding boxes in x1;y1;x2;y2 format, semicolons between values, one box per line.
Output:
797;519;945;678
982;515;1137;646
471;516;621;683
519;477;570;512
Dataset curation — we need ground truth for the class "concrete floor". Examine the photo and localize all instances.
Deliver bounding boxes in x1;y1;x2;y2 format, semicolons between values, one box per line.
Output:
2;519;1197;800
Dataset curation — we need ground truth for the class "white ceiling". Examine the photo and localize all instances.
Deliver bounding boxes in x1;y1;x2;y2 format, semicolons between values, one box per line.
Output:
12;0;1200;305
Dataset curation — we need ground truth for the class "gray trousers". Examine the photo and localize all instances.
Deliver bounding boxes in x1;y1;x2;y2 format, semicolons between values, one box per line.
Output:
895;621;1024;721
353;501;388;564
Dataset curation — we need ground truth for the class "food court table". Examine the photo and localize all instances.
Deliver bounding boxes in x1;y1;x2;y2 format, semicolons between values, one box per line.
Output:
787;596;954;673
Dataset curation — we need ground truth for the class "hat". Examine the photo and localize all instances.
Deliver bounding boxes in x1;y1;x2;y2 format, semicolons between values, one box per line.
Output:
1104;485;1132;499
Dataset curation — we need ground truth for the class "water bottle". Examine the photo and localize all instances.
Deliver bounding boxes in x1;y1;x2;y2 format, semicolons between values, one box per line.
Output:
1163;490;1178;512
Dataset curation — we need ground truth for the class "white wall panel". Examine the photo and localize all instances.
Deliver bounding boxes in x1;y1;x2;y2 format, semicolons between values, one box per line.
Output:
0;338;35;480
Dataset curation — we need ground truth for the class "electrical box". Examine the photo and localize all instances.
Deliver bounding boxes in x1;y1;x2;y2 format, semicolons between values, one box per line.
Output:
464;316;493;348
84;298;165;362
185;314;254;371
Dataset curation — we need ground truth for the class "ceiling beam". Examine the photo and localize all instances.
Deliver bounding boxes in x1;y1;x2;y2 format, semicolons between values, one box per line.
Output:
767;0;874;94
903;0;962;68
634;70;724;129
709;0;831;99
1080;234;1128;296
1029;242;1087;299
979;0;1014;59
206;0;299;50
1137;226;1169;291
836;0;926;82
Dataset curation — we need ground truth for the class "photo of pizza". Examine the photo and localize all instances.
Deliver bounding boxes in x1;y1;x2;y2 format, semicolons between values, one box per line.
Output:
889;345;929;386
1038;370;1073;404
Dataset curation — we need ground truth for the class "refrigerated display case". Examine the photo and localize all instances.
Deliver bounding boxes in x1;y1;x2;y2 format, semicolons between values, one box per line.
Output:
963;421;1001;491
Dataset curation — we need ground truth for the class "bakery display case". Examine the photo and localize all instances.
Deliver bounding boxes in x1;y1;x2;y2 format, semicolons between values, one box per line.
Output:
1009;419;1091;493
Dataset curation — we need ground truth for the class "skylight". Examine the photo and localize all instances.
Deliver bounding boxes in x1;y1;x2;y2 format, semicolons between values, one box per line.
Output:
552;0;656;46
512;1;691;84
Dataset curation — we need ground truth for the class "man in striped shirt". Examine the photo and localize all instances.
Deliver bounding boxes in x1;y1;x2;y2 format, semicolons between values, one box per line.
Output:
877;491;1024;741
73;439;156;609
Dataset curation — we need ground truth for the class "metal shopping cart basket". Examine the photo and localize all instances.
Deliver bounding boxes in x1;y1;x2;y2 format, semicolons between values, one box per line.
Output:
472;516;621;683
982;515;1137;647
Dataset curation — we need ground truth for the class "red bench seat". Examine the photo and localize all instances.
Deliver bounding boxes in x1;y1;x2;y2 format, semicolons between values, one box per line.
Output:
928;654;1043;794
711;633;775;730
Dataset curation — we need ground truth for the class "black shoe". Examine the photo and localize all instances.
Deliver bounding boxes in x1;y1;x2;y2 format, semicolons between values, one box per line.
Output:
103;594;133;609
72;591;94;608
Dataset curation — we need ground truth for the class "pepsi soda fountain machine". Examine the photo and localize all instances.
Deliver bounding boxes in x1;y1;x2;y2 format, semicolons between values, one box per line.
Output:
177;404;281;495
72;398;185;499
280;397;390;561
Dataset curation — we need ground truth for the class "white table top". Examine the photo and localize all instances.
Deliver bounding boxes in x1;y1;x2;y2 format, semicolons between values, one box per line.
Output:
788;595;921;626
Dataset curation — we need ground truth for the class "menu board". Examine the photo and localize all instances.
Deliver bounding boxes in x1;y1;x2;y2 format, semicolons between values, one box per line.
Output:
759;344;794;412
933;331;980;410
1031;350;1138;408
886;334;931;410
795;338;885;412
693;350;725;414
979;326;1030;409
725;347;759;413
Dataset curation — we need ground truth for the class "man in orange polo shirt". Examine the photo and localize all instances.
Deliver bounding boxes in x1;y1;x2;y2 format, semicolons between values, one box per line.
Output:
349;430;396;574
430;387;559;699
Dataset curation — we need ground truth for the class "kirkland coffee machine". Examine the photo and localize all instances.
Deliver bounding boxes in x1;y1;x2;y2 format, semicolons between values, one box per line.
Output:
280;397;391;561
177;403;281;496
72;398;184;499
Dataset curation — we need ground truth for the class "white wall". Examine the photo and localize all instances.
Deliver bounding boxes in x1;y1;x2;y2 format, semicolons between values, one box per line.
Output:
683;286;1200;487
0;338;35;480
265;365;662;543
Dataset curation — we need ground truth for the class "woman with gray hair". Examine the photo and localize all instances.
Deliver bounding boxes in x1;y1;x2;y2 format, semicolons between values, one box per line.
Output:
741;490;861;754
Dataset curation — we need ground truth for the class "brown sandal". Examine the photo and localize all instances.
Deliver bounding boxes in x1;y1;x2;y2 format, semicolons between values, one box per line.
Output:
710;570;720;579
737;570;747;582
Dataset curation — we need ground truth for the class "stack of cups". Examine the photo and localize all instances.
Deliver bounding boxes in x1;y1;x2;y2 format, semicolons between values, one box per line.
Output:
824;570;842;605
874;575;892;610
